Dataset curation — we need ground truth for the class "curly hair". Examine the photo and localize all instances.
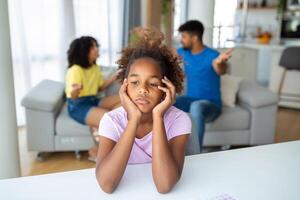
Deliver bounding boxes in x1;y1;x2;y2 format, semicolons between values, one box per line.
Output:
67;36;99;68
117;27;184;94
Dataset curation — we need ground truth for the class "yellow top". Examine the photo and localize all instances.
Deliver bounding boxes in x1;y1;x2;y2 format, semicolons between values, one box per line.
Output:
65;64;104;98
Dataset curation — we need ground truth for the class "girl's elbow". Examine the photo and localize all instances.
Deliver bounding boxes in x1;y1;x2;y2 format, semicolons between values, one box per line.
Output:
154;176;178;194
155;182;174;194
96;170;117;194
100;182;116;194
97;176;117;194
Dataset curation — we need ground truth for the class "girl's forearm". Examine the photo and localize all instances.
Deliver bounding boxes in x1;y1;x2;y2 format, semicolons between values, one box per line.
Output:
152;115;180;193
96;119;138;193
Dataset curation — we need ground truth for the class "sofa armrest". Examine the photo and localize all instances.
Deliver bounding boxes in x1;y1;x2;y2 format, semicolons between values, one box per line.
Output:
21;80;65;112
238;80;278;108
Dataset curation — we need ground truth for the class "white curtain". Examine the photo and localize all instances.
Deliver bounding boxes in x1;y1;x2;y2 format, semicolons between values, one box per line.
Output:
8;0;124;126
73;0;124;66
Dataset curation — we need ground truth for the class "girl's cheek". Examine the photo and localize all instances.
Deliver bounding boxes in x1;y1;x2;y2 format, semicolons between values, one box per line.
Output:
152;89;163;100
127;86;135;97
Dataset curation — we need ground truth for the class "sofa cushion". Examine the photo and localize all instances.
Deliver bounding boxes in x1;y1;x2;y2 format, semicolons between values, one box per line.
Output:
221;74;243;107
238;80;278;108
206;106;250;132
56;103;90;136
21;80;64;112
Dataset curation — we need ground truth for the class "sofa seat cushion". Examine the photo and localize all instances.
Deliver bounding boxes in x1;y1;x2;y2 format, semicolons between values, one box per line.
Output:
206;106;250;132
56;103;90;136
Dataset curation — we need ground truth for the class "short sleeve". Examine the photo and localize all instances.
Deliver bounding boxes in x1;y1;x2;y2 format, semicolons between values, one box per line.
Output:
65;66;82;98
98;113;119;142
168;112;191;140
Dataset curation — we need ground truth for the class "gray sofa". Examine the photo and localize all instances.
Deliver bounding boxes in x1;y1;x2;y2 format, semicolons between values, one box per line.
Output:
21;78;200;160
22;70;278;160
203;80;278;146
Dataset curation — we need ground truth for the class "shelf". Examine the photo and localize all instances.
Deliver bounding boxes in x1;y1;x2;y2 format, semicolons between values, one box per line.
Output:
236;6;277;11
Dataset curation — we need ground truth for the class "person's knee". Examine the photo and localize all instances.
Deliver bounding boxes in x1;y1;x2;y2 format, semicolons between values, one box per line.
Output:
190;100;209;113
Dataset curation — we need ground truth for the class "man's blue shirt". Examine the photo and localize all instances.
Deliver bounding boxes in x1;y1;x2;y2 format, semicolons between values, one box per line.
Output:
177;46;221;107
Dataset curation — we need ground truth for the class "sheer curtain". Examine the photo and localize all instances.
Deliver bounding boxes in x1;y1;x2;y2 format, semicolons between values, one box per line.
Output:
73;0;124;67
8;0;124;125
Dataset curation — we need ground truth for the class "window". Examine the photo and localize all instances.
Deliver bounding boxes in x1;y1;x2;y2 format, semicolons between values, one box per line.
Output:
73;0;124;67
213;0;238;48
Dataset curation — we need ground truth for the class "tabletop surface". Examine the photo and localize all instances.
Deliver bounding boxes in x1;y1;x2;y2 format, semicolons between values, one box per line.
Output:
0;141;300;200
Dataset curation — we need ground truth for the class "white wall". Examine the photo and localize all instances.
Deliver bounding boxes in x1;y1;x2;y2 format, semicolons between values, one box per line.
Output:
0;0;21;179
187;0;215;46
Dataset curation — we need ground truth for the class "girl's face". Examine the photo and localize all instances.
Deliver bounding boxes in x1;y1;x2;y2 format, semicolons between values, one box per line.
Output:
88;41;99;64
127;57;164;113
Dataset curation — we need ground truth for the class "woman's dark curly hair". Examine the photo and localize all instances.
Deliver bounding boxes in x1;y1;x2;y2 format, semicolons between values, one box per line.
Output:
117;27;184;94
67;36;99;68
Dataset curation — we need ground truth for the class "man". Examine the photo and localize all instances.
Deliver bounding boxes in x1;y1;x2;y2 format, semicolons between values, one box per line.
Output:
174;20;232;150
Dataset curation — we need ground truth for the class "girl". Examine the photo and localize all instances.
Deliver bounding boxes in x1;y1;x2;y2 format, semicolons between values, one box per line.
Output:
65;36;120;160
95;29;192;194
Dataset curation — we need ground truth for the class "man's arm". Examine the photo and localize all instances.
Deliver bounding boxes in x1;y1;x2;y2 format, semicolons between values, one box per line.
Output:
212;48;233;75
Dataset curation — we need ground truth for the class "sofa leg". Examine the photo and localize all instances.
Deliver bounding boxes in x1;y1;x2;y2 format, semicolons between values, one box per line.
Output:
74;150;81;160
221;145;231;151
36;152;46;162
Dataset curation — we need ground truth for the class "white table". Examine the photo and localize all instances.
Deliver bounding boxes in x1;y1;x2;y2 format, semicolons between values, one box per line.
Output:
1;141;300;200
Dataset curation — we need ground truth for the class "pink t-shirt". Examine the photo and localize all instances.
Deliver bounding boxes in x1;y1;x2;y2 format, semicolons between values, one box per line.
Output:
98;106;191;164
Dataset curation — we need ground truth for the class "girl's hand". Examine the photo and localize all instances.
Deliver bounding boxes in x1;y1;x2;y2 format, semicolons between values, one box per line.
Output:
71;84;83;99
152;76;176;118
119;79;142;122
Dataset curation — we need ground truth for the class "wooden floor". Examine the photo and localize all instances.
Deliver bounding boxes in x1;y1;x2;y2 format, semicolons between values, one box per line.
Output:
18;127;95;176
18;107;300;177
275;108;300;142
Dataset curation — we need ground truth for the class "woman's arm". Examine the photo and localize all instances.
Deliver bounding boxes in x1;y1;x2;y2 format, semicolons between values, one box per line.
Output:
70;84;82;99
99;75;116;91
96;79;142;193
152;115;189;193
99;69;122;91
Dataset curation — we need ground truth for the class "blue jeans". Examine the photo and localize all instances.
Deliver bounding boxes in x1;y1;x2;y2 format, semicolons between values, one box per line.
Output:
67;96;101;125
174;96;221;151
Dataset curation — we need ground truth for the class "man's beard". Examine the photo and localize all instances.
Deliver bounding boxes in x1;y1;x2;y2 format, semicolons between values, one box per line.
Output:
182;44;192;51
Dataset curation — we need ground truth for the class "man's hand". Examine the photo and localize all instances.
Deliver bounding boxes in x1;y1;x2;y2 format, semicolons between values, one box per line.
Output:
213;48;233;75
